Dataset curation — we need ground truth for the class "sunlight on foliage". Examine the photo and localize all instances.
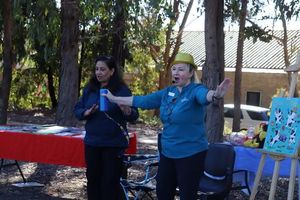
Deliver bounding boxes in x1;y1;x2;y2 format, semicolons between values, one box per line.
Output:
138;110;162;127
9;69;58;110
125;48;160;122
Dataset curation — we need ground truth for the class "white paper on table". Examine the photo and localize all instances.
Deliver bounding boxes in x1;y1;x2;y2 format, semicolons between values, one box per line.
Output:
12;182;44;187
55;132;76;136
36;125;69;134
72;134;85;138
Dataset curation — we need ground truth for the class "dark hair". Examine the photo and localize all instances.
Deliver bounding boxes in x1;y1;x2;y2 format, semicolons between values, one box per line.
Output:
87;56;126;93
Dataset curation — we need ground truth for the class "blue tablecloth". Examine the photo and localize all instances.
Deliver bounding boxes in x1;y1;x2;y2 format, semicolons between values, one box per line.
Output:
234;146;296;177
233;145;299;196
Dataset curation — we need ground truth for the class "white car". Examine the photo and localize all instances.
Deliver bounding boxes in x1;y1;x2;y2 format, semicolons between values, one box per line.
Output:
224;104;269;130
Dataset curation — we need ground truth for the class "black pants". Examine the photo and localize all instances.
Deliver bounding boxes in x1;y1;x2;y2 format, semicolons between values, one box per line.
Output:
156;151;207;200
85;144;124;200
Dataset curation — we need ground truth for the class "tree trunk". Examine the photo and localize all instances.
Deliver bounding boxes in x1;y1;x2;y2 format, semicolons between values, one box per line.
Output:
111;0;127;69
0;0;13;124
56;0;79;126
279;5;298;97
78;24;86;96
202;0;225;142
232;0;248;132
47;67;58;109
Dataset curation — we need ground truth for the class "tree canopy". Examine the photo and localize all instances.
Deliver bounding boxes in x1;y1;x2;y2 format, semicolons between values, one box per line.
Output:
1;0;299;140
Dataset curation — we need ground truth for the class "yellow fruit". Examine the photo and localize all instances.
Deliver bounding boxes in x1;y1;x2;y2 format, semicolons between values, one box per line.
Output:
243;139;259;148
259;131;266;140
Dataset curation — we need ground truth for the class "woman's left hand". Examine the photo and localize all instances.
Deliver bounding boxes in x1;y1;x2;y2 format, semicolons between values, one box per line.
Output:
214;78;231;98
119;105;132;115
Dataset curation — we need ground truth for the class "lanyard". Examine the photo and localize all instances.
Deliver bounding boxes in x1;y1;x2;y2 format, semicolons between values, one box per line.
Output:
104;112;129;142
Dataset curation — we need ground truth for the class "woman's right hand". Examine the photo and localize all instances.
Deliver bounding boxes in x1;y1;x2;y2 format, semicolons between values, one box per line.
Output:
84;104;99;117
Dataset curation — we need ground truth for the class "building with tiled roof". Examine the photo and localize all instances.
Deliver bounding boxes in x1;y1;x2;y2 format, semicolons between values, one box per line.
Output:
180;30;300;107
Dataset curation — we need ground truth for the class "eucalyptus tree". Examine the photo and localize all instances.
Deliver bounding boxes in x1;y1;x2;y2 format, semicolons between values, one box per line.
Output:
126;0;194;89
1;0;61;110
0;0;13;124
0;0;33;113
202;0;225;142
273;0;300;66
26;0;61;109
160;0;194;89
232;0;248;132
77;0;128;90
225;0;299;131
112;0;128;69
77;0;109;93
56;0;79;126
225;0;247;132
77;0;193;90
272;0;300;96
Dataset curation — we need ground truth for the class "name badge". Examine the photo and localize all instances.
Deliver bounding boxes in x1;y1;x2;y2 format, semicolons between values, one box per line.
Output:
168;92;175;97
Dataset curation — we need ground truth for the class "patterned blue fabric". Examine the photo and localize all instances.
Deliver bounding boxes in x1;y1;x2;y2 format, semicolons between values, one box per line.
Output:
133;82;209;158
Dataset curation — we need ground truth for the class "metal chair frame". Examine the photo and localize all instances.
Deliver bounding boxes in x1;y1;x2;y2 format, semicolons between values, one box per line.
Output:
120;154;159;200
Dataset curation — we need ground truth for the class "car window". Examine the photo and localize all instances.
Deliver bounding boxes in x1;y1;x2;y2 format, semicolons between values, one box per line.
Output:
224;108;243;119
247;111;268;121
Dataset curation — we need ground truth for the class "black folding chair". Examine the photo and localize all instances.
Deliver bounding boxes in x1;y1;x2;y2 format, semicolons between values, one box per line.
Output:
198;143;235;200
231;169;251;195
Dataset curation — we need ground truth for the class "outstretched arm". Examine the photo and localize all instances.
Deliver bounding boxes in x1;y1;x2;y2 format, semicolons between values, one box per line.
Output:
206;78;231;102
102;91;134;106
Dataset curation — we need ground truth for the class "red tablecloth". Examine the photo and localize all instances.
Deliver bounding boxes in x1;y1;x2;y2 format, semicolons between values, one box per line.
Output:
0;130;137;168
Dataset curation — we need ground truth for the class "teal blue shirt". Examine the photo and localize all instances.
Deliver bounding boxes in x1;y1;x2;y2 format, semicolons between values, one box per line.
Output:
133;82;210;158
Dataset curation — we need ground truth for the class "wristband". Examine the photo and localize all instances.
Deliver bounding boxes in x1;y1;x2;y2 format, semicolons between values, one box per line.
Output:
213;95;222;101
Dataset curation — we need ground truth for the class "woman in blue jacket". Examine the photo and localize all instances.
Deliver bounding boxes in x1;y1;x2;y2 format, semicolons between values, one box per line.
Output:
74;56;138;200
102;52;231;200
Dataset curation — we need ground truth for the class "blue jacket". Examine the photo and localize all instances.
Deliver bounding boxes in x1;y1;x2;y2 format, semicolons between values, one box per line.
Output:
74;85;139;148
133;82;209;158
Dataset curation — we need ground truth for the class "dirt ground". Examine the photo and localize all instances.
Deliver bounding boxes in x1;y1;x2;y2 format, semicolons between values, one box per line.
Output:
0;111;298;199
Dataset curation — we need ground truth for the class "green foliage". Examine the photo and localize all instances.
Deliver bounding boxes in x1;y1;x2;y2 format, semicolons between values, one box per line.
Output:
2;0;174;119
138;110;162;127
126;48;160;122
9;68;57;110
25;0;61;73
224;0;265;21
274;0;300;20
244;26;273;43
127;0;170;48
126;48;159;95
224;0;274;44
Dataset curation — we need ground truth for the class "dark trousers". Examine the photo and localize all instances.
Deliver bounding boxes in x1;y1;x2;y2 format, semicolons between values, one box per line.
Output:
156;151;207;200
85;144;124;200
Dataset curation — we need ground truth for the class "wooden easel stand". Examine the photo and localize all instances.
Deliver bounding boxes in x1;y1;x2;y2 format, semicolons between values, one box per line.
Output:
249;150;298;200
250;65;299;200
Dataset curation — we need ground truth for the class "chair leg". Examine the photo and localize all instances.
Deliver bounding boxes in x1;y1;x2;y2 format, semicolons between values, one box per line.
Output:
244;171;251;195
120;183;130;200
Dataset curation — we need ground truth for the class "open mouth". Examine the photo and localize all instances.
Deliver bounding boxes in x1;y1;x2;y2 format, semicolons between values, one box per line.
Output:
172;77;179;84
